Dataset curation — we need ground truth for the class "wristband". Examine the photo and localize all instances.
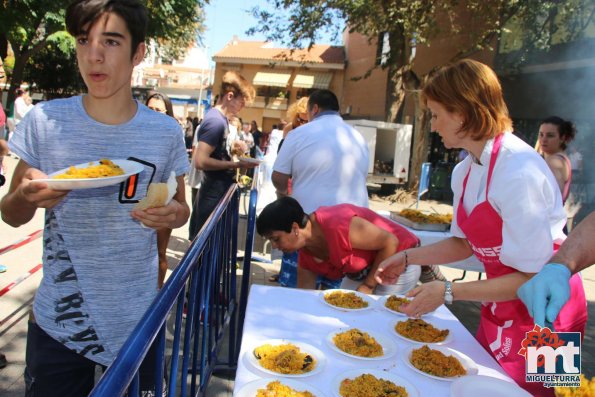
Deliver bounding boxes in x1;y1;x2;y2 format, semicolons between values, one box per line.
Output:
403;250;409;266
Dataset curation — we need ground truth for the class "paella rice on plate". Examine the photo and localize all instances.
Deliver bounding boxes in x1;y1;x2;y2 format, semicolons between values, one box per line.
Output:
395;318;449;343
53;159;125;179
324;291;368;309
410;345;466;378
255;380;316;397
332;329;383;358
384;295;410;313
399;209;452;225
253;343;316;375
339;373;408;397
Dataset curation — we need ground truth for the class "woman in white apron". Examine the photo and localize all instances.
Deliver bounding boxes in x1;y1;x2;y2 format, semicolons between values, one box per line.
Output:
375;59;586;396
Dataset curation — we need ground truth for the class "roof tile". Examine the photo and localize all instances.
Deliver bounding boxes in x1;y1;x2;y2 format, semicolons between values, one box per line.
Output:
213;40;345;65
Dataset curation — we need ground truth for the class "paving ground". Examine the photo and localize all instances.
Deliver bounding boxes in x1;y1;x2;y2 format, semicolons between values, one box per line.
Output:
0;154;593;396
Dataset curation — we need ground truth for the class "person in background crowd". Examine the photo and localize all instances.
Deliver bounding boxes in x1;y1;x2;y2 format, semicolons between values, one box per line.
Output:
0;138;8;369
145;90;179;288
266;98;309;282
537;116;577;203
189;71;257;240
519;211;595;328
0;1;190;395
374;59;586;396
0;56;5;139
258;197;421;294
183;116;194;150
272;89;370;289
13;88;34;126
239;121;254;155
249;120;262;158
192;116;199;137
187;122;203;208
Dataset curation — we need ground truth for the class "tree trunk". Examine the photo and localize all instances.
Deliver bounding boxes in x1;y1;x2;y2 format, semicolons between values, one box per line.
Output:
0;34;7;63
6;52;27;112
409;92;431;191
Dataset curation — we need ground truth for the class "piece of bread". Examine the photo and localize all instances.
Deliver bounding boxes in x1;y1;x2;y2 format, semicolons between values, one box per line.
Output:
134;171;177;211
134;183;169;210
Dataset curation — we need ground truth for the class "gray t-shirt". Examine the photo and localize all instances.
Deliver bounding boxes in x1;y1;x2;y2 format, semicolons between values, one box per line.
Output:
9;96;189;365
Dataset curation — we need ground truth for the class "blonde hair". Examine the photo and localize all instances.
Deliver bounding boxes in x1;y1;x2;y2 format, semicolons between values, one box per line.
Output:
286;97;308;124
228;116;242;131
422;59;512;140
220;71;255;104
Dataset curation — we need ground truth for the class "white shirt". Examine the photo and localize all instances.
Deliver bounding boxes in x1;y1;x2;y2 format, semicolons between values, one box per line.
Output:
14;96;33;124
187;126;204;188
273;112;369;213
450;133;566;273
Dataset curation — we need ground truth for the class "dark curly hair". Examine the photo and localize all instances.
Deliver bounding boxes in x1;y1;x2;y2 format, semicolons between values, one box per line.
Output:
256;197;309;236
540;116;577;150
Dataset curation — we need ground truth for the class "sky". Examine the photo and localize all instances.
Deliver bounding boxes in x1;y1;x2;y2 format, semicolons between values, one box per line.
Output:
187;0;341;68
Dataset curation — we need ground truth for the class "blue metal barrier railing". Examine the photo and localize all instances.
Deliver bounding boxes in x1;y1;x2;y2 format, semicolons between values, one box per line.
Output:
90;185;241;397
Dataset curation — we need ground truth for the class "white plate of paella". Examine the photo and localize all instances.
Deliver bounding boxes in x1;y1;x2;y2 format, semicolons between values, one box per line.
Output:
244;339;326;378
326;328;397;361
319;289;374;311
333;368;419;397
235;378;327;397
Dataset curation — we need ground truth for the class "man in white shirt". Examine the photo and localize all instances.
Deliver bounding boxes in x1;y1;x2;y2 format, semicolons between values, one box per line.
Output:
272;89;369;288
272;89;369;213
13;88;34;125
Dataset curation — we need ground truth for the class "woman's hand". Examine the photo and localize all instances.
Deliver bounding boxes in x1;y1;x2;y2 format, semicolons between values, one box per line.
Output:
374;251;407;285
400;281;446;317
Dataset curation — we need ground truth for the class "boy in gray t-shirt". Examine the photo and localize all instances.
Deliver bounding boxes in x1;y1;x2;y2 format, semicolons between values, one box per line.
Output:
0;1;190;395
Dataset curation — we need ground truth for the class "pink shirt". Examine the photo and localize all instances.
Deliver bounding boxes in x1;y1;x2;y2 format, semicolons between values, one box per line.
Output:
299;204;419;279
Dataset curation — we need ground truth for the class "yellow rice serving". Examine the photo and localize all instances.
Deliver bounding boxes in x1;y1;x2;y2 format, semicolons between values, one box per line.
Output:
255;380;315;397
395;318;449;343
253;343;316;375
384;295;410;313
410;345;466;378
339;373;408;397
399;209;452;225
555;375;595;397
53;159;125;179
324;291;368;309
333;329;383;358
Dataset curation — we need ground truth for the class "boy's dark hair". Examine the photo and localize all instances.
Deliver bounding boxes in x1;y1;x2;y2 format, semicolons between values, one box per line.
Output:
308;89;339;112
256;197;308;236
65;0;148;58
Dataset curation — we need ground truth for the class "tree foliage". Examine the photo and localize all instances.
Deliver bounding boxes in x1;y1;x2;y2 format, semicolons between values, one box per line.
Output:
249;0;594;187
24;32;85;99
0;0;208;106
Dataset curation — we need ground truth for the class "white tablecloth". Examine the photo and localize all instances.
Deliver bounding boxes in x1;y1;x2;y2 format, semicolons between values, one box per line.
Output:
234;285;516;396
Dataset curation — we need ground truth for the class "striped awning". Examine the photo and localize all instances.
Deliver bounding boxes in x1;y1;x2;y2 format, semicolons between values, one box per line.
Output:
292;72;333;89
252;71;291;87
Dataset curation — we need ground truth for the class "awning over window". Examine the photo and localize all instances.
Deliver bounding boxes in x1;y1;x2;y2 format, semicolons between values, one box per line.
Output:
252;71;291;87
292;72;333;89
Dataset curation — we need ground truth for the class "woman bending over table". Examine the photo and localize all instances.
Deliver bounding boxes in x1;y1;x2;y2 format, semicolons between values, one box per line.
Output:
374;59;586;397
257;197;421;295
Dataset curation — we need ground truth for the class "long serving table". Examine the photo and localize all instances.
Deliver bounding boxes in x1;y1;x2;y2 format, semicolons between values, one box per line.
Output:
233;285;516;396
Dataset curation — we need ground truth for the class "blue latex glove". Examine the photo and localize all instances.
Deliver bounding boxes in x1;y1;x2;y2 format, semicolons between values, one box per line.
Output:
518;263;571;328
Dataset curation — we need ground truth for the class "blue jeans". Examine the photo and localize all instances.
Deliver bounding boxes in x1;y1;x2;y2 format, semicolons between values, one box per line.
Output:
24;322;159;397
189;175;234;241
279;251;341;289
